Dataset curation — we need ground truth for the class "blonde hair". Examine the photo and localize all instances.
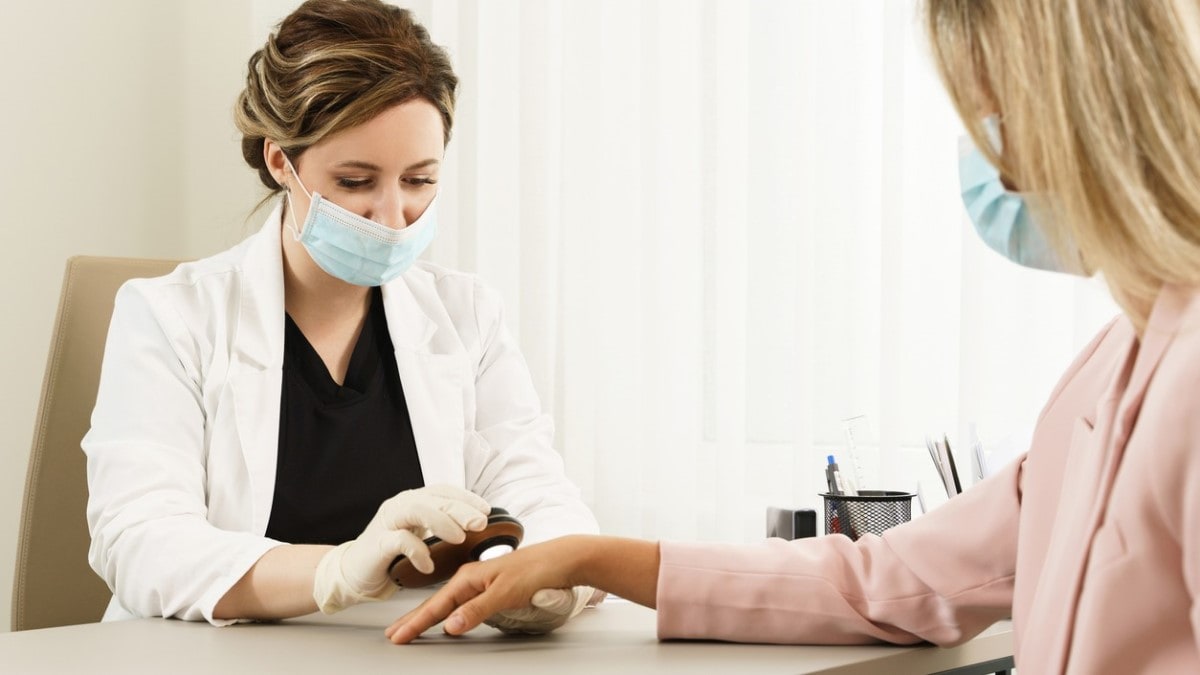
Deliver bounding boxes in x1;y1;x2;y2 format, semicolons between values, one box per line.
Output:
925;0;1200;329
234;0;457;192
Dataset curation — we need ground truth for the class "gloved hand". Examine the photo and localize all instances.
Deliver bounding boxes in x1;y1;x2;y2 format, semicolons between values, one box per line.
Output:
483;585;594;635
312;485;490;614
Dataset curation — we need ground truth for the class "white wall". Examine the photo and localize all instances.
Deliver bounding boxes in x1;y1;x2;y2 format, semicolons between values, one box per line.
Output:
0;0;262;632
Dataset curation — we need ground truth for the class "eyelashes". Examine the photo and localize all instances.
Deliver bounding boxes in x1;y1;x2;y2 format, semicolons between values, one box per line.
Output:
335;177;438;189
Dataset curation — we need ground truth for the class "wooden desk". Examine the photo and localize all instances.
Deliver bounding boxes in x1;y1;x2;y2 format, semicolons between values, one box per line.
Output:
0;596;1013;674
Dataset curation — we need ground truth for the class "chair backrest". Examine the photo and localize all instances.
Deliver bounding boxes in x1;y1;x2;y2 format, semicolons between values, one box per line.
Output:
12;255;180;631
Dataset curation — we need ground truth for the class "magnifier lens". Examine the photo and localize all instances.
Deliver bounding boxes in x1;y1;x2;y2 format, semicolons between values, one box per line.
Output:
477;544;514;561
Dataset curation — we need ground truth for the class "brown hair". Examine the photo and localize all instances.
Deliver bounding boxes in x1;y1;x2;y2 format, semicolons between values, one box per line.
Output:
235;0;457;192
925;0;1200;329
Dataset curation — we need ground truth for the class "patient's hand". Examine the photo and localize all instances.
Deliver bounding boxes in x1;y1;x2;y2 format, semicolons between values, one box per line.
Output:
385;536;584;643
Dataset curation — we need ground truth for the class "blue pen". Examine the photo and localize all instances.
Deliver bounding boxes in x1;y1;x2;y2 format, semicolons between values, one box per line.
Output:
825;455;858;538
825;455;843;495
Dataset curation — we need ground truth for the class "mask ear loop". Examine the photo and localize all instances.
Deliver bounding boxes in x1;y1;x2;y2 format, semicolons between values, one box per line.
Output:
281;154;313;241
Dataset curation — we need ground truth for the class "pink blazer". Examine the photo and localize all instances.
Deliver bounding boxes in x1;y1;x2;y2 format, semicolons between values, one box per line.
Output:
657;284;1200;673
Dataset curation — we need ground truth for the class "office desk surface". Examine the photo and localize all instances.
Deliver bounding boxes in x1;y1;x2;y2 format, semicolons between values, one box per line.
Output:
1;596;1012;674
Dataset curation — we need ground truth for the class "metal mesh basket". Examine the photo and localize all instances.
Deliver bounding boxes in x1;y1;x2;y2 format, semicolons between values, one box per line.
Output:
820;490;915;541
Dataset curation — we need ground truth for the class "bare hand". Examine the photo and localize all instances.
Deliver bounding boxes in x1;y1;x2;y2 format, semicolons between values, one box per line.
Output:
384;537;583;643
385;535;661;643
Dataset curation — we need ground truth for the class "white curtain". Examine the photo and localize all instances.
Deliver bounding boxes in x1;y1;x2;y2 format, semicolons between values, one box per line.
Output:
366;0;1117;542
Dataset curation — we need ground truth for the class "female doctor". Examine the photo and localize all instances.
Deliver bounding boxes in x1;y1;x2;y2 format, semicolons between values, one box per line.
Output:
83;0;596;632
387;0;1200;670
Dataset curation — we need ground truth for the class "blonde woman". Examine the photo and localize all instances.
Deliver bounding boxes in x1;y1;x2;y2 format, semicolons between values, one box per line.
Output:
387;0;1200;670
83;0;596;632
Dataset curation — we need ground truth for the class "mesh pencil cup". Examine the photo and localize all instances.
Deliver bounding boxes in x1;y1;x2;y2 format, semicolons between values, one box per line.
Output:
820;490;916;541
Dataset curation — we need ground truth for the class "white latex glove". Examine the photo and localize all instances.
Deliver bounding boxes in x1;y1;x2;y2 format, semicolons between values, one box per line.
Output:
483;586;594;635
312;485;490;614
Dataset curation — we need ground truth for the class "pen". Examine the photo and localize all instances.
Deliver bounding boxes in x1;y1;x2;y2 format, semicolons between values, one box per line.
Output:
926;434;953;498
825;455;842;495
825;455;860;539
943;434;963;495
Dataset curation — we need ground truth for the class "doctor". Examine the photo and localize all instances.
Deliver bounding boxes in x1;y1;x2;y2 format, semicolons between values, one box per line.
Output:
84;0;596;633
387;0;1200;670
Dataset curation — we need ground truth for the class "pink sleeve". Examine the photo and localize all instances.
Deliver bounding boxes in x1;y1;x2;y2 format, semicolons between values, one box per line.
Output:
656;458;1022;646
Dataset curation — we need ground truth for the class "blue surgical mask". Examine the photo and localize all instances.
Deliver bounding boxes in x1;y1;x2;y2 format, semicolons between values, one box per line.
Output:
958;116;1063;272
283;158;438;287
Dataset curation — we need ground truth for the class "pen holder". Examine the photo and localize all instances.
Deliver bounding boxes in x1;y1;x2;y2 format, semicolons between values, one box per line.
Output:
820;490;915;541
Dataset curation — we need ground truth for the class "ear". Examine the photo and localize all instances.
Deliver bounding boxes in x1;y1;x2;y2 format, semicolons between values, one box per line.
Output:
263;139;291;189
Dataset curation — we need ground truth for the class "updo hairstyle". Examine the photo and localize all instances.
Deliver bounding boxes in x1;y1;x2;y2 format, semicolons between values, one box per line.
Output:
234;0;458;192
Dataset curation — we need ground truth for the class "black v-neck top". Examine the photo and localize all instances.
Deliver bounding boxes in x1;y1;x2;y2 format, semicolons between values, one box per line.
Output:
265;287;425;545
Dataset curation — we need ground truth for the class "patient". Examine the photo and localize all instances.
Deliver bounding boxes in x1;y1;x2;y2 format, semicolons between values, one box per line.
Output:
386;1;1200;671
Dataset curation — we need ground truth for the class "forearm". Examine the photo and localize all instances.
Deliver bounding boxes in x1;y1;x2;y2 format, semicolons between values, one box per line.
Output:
570;535;661;608
213;544;332;621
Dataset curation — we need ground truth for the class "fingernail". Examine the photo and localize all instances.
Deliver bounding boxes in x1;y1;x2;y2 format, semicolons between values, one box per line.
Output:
446;614;464;633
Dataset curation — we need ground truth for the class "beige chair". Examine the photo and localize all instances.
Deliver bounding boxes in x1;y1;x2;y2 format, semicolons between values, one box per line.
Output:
12;256;180;631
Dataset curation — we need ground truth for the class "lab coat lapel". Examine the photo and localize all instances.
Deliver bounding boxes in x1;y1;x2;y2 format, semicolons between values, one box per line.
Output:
1025;284;1188;672
229;202;287;534
381;276;467;489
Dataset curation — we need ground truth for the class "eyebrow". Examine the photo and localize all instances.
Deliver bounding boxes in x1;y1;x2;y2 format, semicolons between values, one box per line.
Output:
334;158;440;172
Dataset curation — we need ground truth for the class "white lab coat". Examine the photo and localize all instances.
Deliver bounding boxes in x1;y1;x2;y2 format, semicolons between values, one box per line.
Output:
83;201;598;625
